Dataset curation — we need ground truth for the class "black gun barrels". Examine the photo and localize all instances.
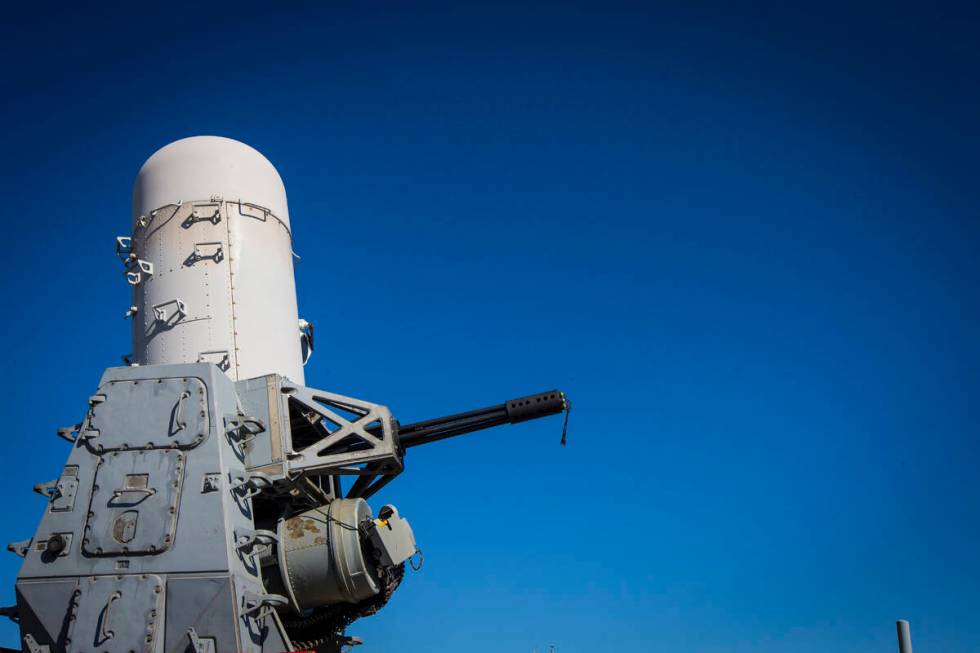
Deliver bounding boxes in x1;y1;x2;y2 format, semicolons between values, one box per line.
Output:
397;390;568;449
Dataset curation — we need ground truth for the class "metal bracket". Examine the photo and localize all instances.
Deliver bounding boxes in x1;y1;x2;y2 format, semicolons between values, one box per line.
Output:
33;479;57;498
78;428;100;441
241;591;289;622
234;528;278;559
7;539;31;558
299;319;314;365
23;633;49;653
0;605;19;624
228;472;273;500
57;423;81;443
198;350;231;371
344;461;402;500
74;395;105;442
187;628;215;653
114;236;134;264
125;259;154;286
152;298;187;324
185;241;224;265
182;203;222;228
137;260;154;274
225;414;266;445
280;382;400;476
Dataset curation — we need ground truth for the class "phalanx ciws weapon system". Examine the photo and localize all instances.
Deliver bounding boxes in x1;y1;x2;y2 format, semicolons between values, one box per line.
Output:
3;137;569;653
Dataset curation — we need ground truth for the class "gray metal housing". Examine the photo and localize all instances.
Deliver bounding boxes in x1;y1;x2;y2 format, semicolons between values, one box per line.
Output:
7;362;566;653
13;363;295;653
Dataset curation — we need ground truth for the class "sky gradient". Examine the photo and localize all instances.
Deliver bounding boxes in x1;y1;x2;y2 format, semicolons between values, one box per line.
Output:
1;2;978;652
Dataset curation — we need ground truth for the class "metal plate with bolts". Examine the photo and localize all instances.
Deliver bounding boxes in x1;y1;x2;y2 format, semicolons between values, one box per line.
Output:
82;450;184;556
86;377;209;452
66;575;164;653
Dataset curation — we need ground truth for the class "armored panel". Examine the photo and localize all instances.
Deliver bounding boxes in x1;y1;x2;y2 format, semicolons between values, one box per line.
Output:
163;577;238;653
10;359;444;653
66;575;164;653
15;579;78;650
82;450;184;556
87;377;208;451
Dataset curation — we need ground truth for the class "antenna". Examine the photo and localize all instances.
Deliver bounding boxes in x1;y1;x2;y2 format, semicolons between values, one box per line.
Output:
896;620;913;653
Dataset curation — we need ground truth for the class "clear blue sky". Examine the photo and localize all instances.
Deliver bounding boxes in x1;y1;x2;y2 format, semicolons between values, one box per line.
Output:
1;2;978;652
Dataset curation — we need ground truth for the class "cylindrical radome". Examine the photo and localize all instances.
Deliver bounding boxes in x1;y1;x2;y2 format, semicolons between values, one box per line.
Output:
129;136;306;383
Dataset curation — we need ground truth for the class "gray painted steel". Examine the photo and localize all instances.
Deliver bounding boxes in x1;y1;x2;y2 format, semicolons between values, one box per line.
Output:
9;363;417;653
12;364;289;653
5;137;566;653
5;362;565;653
364;507;415;569
276;501;377;610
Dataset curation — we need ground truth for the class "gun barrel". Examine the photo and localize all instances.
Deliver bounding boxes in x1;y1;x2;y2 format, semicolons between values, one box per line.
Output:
397;390;567;448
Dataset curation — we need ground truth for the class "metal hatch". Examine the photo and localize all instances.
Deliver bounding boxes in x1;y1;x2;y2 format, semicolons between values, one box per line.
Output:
66;574;164;653
86;377;209;452
82;450;184;556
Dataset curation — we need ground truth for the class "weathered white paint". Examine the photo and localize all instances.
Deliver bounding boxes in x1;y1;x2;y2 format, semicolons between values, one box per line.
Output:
129;136;305;383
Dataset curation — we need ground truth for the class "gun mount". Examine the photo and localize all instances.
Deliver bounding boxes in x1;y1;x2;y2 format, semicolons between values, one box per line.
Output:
2;137;570;653
6;367;567;653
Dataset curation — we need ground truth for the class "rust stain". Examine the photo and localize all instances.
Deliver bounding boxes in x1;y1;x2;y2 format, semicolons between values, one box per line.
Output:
285;517;320;539
285;519;303;539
